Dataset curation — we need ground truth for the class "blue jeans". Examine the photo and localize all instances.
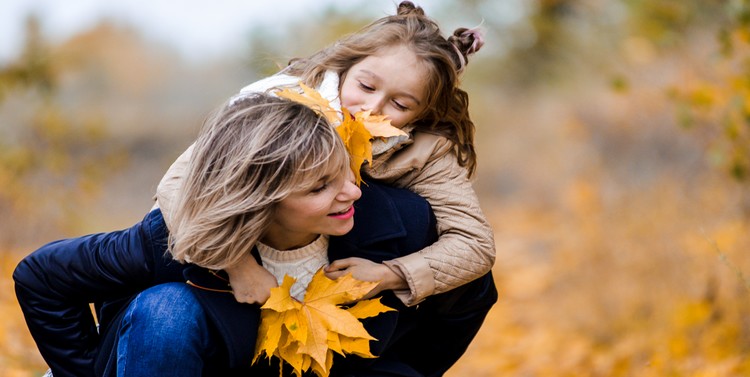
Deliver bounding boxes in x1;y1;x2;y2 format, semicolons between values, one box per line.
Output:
115;283;213;377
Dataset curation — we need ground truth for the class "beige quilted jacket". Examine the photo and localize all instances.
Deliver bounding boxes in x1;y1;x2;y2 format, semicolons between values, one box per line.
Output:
364;131;496;305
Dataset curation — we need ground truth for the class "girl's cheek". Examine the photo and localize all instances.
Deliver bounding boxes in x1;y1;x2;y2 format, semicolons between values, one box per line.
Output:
340;85;361;110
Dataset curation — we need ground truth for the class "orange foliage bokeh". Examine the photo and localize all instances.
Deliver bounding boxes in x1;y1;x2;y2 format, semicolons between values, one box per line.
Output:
2;2;750;376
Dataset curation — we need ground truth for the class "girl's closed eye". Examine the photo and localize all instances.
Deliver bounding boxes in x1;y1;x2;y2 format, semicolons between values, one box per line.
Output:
358;82;375;92
392;100;409;111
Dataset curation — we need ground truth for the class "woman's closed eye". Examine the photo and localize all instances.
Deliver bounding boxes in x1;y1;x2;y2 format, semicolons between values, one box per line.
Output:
310;183;328;194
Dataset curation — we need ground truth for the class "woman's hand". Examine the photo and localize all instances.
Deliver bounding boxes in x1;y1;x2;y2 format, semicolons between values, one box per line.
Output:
225;254;278;304
324;257;407;299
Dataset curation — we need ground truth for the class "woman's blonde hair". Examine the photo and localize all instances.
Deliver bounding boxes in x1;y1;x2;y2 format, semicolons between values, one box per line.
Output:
168;94;348;269
286;1;481;176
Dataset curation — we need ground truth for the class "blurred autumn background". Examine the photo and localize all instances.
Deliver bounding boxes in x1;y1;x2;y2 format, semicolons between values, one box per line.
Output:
2;0;749;375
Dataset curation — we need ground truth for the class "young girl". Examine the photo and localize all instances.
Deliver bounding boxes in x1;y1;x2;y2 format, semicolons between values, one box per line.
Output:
156;1;495;308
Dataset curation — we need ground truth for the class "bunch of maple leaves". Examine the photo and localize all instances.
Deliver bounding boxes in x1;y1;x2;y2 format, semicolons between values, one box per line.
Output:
252;270;394;376
250;85;406;376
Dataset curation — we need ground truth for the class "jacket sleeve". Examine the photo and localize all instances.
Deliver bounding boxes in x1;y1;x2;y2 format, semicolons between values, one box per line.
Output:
12;210;173;377
153;143;195;230
380;136;496;305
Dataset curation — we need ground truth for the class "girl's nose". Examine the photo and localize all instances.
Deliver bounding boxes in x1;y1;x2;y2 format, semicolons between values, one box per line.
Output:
362;97;384;115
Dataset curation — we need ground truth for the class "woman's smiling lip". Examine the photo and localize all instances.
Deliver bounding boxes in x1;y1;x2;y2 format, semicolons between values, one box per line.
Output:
328;206;355;219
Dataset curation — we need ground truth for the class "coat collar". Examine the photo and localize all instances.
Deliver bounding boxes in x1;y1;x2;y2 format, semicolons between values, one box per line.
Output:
337;180;407;248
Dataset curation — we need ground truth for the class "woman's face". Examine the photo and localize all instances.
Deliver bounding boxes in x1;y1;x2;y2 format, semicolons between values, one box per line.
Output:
262;167;362;250
340;45;429;129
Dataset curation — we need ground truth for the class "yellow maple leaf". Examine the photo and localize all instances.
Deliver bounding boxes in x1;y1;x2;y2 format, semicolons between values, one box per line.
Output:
338;336;375;358
337;108;373;186
275;83;342;126
355;110;407;139
253;269;395;377
346;297;393;320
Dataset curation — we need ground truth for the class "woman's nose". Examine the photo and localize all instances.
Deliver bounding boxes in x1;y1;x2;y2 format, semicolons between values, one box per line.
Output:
339;177;362;202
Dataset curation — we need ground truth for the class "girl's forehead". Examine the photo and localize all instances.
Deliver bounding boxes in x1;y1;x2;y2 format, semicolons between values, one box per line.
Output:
369;44;421;64
353;47;429;87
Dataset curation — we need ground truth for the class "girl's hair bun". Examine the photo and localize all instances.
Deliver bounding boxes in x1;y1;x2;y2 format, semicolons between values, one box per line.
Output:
397;1;425;16
448;26;485;72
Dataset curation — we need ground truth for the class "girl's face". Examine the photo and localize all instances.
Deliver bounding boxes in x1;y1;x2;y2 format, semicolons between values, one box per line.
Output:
340;45;429;129
262;167;362;250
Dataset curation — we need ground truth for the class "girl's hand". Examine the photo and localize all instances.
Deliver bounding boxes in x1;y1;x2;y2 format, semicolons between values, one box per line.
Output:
324;257;407;299
225;254;278;305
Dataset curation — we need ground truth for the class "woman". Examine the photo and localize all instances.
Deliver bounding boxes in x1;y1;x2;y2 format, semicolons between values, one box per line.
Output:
15;94;496;377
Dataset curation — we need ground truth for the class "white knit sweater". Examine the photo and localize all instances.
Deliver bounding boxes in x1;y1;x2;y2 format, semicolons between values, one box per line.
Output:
256;235;330;301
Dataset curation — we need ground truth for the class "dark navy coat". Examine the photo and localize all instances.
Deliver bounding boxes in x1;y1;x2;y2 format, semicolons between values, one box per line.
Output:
14;181;444;377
